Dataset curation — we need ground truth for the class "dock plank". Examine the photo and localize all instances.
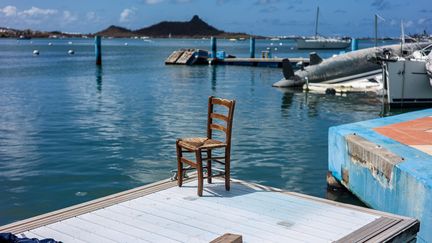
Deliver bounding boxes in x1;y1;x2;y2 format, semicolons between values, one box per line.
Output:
44;220;114;243
30;226;89;243
147;188;334;241
78;213;176;243
141;192;324;242
1;177;419;243
107;204;220;243
125;197;306;243
157;181;377;233
93;209;185;242
61;217;137;243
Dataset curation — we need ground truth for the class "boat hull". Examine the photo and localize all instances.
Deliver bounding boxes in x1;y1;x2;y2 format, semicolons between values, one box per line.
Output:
296;38;350;49
385;60;432;107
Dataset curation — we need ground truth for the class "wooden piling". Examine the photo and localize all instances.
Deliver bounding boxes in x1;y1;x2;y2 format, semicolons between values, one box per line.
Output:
249;37;255;58
95;36;102;65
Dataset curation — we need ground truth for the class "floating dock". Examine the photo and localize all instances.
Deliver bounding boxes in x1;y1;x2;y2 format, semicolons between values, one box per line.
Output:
328;108;432;243
215;57;308;68
0;178;419;242
165;49;309;68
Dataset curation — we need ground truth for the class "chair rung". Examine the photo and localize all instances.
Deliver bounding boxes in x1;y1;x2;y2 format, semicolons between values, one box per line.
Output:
202;156;225;161
204;172;225;179
180;157;197;167
213;159;226;165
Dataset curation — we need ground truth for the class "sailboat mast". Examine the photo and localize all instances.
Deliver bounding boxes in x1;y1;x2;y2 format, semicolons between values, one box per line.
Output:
314;7;319;38
374;14;378;47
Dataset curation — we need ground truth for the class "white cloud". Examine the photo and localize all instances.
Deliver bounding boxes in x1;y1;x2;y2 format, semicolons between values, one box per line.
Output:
1;5;17;17
63;10;78;23
144;0;164;4
404;20;414;28
18;6;58;17
86;11;101;23
119;8;136;23
417;18;430;25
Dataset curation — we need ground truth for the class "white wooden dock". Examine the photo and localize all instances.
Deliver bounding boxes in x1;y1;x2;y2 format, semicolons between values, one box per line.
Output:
0;178;419;243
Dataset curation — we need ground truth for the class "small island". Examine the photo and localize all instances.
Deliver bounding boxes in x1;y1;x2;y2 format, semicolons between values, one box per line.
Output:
0;15;254;39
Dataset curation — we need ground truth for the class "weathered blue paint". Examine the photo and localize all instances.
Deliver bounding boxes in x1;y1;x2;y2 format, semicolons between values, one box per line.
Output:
249;37;255;58
329;108;432;243
95;36;102;65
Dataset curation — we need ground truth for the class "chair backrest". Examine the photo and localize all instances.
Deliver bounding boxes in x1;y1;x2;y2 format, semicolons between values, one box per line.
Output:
207;96;236;146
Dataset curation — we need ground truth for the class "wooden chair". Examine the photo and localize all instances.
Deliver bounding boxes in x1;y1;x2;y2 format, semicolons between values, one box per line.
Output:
176;96;236;196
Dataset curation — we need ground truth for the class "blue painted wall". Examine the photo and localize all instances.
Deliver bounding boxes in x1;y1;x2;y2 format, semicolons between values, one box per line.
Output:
329;109;432;243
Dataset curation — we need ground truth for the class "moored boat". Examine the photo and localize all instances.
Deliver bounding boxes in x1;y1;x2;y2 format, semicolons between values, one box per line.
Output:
296;7;351;50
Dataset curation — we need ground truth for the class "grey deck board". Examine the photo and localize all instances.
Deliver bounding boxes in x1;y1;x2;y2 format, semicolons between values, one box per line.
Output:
0;178;419;243
30;225;90;243
44;220;115;243
145;191;329;242
124;197;297;243
95;207;197;242
111;204;222;242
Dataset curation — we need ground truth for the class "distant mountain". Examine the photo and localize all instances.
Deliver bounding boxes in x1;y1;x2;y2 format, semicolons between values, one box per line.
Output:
97;15;251;38
96;25;133;38
0;15;255;39
134;15;223;37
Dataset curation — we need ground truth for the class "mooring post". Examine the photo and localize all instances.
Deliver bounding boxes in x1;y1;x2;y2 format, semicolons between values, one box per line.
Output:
351;38;358;52
95;36;102;65
249;37;255;58
211;37;217;59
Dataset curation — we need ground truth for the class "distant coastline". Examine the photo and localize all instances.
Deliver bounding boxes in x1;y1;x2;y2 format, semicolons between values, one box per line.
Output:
0;14;415;41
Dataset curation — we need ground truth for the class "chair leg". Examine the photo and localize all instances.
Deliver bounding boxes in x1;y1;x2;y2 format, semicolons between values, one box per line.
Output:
176;140;183;187
224;148;230;191
207;149;212;183
196;149;204;196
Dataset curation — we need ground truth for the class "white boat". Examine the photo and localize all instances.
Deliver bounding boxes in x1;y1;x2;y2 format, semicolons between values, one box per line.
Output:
296;7;351;50
297;37;351;49
383;49;432;107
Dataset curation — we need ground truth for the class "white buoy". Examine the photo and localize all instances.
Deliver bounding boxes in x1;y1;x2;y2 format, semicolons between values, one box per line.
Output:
124;42;128;46
270;43;274;46
274;48;278;51
68;50;75;55
33;50;39;55
48;42;53;46
68;41;73;45
279;42;283;46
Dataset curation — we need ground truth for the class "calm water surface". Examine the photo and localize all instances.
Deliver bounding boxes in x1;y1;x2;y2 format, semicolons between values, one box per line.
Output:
0;38;396;224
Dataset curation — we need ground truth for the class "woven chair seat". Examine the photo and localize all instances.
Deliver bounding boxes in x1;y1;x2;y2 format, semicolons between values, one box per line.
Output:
178;137;226;151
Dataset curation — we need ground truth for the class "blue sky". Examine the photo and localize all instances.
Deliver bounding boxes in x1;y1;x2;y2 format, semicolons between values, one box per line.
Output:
0;0;430;37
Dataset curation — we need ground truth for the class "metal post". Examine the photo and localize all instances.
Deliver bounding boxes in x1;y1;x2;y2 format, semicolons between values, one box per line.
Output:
351;38;358;51
374;14;378;48
211;37;217;59
95;36;102;65
249;37;255;58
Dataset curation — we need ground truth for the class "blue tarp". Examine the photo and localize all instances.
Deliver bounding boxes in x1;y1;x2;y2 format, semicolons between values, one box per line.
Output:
0;233;60;243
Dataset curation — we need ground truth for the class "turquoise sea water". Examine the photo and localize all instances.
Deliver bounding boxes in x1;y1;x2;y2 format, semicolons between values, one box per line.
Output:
0;38;397;225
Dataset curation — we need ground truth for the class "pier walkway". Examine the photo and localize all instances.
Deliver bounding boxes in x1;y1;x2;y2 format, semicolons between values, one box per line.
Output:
329;108;432;243
0;178;419;242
